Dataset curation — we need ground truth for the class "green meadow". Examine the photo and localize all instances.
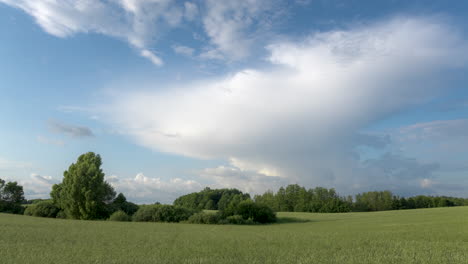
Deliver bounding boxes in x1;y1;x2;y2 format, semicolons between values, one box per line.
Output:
2;206;468;264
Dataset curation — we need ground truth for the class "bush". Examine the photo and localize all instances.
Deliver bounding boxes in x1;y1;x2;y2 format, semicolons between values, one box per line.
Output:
225;215;246;224
24;201;59;218
56;210;67;219
109;210;131;221
187;212;222;224
231;201;276;223
132;204;196;222
186;201;276;225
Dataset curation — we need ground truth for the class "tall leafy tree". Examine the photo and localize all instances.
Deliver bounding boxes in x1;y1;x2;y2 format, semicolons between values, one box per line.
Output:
51;152;115;220
0;178;25;213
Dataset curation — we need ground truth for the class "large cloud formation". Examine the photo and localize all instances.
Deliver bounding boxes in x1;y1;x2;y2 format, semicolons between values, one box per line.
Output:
104;17;468;196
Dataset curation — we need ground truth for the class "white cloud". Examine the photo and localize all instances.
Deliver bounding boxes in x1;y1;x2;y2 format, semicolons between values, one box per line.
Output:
20;173;58;199
184;2;198;21
200;165;287;194
104;17;468;196
140;49;163;66
106;173;202;204
201;0;277;60
0;0;182;65
0;0;286;63
172;44;195;56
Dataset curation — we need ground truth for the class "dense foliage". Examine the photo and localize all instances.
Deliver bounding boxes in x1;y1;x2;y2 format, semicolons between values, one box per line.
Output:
0;178;25;214
187;211;222;224
174;187;250;210
108;210;131;222
187;199;276;224
24;200;60;218
254;184;351;213
254;184;468;213
108;193;139;216
132;204;197;222
175;187;276;224
231;200;276;223
355;191;468;211
51;152;116;220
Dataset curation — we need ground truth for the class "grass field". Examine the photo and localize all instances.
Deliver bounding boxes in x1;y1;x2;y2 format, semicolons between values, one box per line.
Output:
1;207;467;264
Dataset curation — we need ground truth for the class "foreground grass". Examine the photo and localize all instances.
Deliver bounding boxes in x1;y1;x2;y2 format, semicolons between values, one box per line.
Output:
1;207;467;264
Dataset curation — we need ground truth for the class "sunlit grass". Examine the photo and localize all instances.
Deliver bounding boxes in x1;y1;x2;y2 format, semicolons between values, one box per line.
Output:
1;207;467;263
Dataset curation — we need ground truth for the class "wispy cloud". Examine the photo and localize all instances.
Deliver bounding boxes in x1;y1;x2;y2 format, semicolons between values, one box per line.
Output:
0;0;283;64
172;44;195;57
47;119;94;138
201;0;279;60
0;0;193;65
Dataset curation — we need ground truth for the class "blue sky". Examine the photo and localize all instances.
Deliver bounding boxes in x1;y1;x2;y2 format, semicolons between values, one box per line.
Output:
1;0;468;203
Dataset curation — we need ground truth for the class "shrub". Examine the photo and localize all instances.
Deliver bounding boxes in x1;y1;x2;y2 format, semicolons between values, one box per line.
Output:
109;210;131;222
132;205;156;222
24;201;59;218
225;215;246;224
56;210;67;219
132;204;196;222
230;201;276;224
187;212;222;224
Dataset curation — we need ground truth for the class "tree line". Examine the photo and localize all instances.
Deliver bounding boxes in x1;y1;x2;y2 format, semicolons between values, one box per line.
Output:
254;184;468;213
1;152;467;223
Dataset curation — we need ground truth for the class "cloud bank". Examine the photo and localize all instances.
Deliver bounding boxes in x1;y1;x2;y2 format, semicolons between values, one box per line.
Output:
106;173;202;204
104;17;468;196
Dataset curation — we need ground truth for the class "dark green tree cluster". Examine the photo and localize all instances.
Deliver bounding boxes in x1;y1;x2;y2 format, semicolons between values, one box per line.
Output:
24;200;60;218
352;191;468;211
255;185;468;213
254;184;352;213
354;191;394;211
0;178;25;214
188;199;276;224
109;193;139;216
132;204;197;222
173;187;250;210
174;187;276;224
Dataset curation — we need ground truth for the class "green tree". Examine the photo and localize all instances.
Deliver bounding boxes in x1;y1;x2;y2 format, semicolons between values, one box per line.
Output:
0;179;25;214
51;152;116;220
110;193;139;216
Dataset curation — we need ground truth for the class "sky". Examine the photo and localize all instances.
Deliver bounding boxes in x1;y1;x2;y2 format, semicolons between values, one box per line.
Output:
1;0;468;204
